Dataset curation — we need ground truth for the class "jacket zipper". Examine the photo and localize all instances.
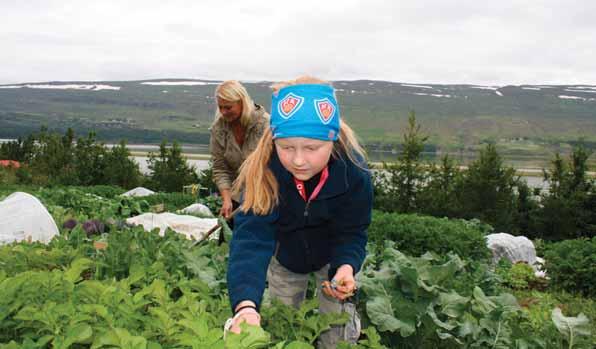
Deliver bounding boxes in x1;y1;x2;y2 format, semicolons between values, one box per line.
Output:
304;200;312;217
302;199;313;269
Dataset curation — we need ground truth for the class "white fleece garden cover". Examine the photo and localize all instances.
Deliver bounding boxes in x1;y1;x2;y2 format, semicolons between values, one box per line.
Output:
121;187;155;197
125;212;219;240
0;192;59;244
178;203;214;217
486;233;537;267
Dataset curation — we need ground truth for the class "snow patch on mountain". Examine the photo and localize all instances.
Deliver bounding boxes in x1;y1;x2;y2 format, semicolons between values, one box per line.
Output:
141;81;219;86
0;84;120;91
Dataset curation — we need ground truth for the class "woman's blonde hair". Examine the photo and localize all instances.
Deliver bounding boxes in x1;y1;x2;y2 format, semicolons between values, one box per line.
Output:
232;76;367;215
214;80;255;128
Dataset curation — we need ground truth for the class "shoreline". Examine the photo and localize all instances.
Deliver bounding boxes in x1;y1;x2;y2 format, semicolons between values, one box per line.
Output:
129;151;211;160
129;151;596;178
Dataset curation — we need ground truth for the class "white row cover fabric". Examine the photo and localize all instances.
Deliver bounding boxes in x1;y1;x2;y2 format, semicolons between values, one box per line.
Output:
121;187;155;197
178;203;214;217
486;232;541;273
0;192;59;244
126;213;219;240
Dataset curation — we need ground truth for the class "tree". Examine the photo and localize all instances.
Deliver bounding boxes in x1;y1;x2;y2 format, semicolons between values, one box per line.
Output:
418;154;462;217
536;144;595;240
104;140;142;189
0;135;35;162
456;143;518;233
146;140;199;192
29;128;76;185
512;178;539;236
374;111;429;213
72;131;108;185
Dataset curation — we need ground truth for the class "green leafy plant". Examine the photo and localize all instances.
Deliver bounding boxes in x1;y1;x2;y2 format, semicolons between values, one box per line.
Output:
496;260;538;290
368;211;491;261
359;242;531;348
139;192;197;212
337;327;388;349
0;184;593;349
260;299;349;345
544;237;596;297
551;308;592;349
224;323;272;349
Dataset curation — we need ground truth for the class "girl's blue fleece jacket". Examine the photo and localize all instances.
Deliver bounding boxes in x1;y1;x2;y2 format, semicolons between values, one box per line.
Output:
227;151;373;310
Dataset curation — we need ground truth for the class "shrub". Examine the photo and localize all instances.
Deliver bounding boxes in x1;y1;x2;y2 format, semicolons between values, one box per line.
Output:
544;237;596;297
71;185;125;199
496;259;538;290
368;211;491;261
532;238;550;257
195;162;218;196
139;192;197;212
15;166;33;184
0;166;17;185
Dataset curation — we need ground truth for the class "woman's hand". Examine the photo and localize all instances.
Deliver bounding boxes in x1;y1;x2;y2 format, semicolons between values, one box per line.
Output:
220;196;233;219
322;264;356;301
219;189;233;219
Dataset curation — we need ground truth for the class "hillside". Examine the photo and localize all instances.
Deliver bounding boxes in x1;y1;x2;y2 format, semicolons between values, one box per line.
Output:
1;79;595;153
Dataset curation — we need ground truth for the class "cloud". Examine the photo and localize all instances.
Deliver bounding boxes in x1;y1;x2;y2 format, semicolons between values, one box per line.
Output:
1;0;595;85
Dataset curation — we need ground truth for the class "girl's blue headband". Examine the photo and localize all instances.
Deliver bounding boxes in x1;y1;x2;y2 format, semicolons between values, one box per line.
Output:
270;84;340;141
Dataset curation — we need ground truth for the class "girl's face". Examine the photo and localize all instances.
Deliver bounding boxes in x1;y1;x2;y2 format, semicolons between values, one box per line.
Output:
217;97;243;123
274;137;333;181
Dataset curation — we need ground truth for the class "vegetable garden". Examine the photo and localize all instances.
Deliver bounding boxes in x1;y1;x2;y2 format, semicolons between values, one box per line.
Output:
0;186;593;348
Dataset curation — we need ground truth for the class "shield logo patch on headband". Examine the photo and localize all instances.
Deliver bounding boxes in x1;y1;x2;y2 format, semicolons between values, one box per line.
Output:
278;93;304;119
314;98;336;124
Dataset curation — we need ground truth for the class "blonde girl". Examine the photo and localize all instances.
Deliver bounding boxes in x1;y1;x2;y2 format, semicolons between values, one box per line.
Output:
226;77;372;348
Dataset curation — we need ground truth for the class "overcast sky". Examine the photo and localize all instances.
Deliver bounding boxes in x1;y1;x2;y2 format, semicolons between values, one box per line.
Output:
1;0;595;85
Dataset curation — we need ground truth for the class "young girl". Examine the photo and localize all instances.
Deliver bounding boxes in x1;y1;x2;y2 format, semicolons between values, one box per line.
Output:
226;76;372;348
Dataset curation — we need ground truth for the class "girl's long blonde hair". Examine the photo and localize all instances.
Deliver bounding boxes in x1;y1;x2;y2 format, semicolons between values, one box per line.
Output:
214;80;255;128
232;76;366;215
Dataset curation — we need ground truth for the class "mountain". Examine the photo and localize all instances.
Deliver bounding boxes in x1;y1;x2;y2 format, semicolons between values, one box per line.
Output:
1;79;595;154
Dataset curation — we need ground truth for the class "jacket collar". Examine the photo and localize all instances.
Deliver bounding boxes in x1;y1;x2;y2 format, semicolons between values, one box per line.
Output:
271;150;349;200
245;104;266;132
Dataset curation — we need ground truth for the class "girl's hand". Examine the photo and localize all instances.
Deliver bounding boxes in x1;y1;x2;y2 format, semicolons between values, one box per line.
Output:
322;264;356;301
226;301;260;335
229;308;261;334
